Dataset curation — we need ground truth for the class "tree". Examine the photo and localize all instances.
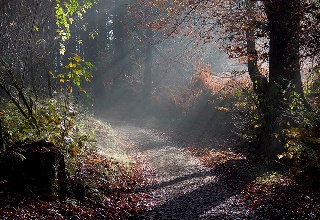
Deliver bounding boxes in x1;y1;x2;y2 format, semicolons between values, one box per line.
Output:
246;1;305;158
133;0;320;160
0;0;96;134
142;28;153;99
78;1;106;103
112;0;133;89
0;0;97;197
128;0;201;101
0;0;56;122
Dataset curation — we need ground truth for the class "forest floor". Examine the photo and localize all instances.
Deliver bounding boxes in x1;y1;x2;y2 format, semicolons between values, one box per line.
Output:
0;118;319;219
108;119;320;219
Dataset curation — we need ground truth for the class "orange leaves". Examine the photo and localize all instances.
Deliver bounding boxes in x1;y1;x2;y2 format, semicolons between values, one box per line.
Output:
61;149;156;219
190;60;212;95
239;173;319;217
167;7;174;14
184;146;246;169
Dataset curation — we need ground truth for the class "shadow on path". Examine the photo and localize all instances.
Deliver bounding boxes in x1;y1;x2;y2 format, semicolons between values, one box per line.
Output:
137;159;255;220
109;121;258;219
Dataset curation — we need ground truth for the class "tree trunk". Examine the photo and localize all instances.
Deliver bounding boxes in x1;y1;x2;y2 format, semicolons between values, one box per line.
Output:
261;1;303;159
92;1;108;105
113;0;132;89
142;28;153;99
245;1;305;161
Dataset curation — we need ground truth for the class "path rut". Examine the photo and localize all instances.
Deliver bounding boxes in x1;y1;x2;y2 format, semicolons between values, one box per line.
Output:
109;121;251;220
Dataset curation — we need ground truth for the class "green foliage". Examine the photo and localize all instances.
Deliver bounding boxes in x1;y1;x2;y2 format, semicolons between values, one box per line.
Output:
255;172;284;185
231;86;262;142
0;94;95;157
53;54;95;95
54;0;97;54
278;70;320;188
280;116;320;188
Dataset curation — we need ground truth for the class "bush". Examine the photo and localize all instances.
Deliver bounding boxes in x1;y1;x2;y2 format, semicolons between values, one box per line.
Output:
279;68;320;188
0;93;95;157
279;101;320;188
151;60;216;118
281;117;320;188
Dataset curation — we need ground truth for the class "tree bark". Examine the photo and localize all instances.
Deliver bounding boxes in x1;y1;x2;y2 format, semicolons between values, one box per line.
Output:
246;1;306;160
264;0;303;153
142;28;153;99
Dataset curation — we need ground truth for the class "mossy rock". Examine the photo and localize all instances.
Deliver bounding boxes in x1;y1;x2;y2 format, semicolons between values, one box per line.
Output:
0;140;66;199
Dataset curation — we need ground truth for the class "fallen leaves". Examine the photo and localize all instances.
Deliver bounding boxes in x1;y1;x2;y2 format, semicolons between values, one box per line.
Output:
183;145;246;169
0;148;156;219
1;122;319;219
185;145;320;219
239;173;320;219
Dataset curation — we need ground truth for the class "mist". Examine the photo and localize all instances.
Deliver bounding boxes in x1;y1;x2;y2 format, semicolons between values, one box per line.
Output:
1;0;318;219
66;0;245;149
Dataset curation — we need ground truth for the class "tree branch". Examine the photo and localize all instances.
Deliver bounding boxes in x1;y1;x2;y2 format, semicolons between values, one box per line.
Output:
246;0;268;98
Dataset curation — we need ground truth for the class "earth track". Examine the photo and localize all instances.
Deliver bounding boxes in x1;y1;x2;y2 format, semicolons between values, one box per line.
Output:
109;121;251;220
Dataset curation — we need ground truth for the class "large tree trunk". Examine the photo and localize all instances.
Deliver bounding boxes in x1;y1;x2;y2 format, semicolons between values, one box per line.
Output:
262;1;303;159
246;1;305;161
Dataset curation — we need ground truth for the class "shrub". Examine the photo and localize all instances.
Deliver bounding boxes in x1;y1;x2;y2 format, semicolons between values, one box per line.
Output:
281;113;320;188
279;67;320;188
0;93;95;157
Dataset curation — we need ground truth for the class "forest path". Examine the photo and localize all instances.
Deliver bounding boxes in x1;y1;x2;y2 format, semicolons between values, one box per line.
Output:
108;120;250;220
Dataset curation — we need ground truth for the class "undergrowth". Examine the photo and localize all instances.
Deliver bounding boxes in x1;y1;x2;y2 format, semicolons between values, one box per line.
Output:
0;93;155;218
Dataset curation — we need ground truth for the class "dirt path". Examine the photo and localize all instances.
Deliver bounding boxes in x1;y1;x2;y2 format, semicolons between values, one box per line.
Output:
109;121;250;220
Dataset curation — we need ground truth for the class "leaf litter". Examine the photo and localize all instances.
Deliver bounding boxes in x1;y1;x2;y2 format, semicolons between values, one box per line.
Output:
0;119;319;219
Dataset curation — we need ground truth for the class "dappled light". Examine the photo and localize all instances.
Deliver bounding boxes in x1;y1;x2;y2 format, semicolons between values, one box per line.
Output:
0;0;319;219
